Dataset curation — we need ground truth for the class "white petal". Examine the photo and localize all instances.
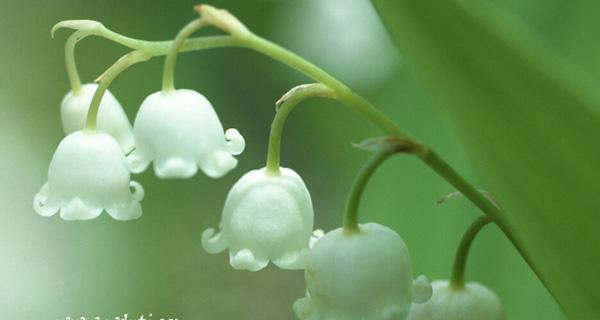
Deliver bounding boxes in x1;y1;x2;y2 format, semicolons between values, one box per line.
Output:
225;128;245;155
129;181;144;202
201;228;228;254
412;275;432;304
33;183;58;217
273;249;308;270
407;280;505;320
229;249;268;271
202;167;314;271
42;131;143;221
60;198;102;221
154;157;198;179
106;200;142;221
200;150;238;179
48;131;130;206
293;297;320;320
132;89;241;179
126;150;151;174
61;84;135;153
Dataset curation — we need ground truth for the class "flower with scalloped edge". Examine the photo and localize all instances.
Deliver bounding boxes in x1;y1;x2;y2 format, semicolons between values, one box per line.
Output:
407;280;505;320
293;223;432;320
61;83;135;153
202;167;314;271
126;89;244;179
33;131;144;221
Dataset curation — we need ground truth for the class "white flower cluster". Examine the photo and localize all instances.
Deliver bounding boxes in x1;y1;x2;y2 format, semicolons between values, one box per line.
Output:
34;84;244;221
37;6;506;319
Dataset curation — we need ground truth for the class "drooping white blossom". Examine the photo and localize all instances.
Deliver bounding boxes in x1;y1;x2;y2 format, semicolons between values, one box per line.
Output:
126;89;244;179
33;131;144;221
61;83;135;153
294;223;432;320
202;167;314;271
407;280;505;320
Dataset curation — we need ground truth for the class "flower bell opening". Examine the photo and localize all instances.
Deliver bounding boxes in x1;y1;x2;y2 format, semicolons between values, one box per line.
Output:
126;89;244;179
33;131;144;221
61;83;135;153
202;167;314;271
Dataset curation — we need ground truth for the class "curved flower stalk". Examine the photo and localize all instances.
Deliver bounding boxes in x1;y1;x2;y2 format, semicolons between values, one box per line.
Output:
407;216;504;319
61;83;135;153
33;131;144;221
202;167;314;271
294;223;432;320
127;89;244;178
407;280;504;320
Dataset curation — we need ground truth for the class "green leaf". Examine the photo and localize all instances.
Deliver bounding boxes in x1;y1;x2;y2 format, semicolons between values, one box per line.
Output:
371;0;600;318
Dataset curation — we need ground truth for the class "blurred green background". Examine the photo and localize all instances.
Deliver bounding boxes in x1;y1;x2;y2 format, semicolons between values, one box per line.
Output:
5;0;598;318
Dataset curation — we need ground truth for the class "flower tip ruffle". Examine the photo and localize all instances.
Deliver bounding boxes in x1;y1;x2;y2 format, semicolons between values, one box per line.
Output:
225;128;245;155
201;228;228;254
155;157;198;179
230;249;269;271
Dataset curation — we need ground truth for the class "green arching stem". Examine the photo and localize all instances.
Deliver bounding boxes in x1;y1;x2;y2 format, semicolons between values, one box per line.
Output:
84;51;150;130
450;215;494;289
265;84;336;174
162;18;208;92
65;31;83;94
62;22;407;137
343;151;394;232
66;19;506;235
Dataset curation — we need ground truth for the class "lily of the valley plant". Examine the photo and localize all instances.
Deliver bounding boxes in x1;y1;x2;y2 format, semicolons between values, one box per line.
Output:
35;4;513;319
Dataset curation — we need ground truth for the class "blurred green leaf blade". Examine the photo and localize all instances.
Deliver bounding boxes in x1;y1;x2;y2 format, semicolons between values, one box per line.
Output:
371;0;600;318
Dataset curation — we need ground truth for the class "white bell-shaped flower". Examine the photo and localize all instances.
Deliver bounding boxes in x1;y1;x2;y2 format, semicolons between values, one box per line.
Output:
202;167;313;271
33;131;144;221
407;280;505;320
294;223;432;320
126;89;245;179
61;83;135;153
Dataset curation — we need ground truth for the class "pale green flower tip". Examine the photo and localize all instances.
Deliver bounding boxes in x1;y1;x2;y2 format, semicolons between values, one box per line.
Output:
297;223;414;319
61;83;135;153
129;89;244;179
203;167;314;271
407;280;505;320
412;275;433;304
34;131;143;221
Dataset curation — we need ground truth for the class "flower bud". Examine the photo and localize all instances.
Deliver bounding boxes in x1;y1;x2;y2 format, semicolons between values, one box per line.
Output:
294;223;430;320
407;280;505;320
202;167;314;271
33;131;144;221
61;83;135;153
127;89;244;179
294;223;431;320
